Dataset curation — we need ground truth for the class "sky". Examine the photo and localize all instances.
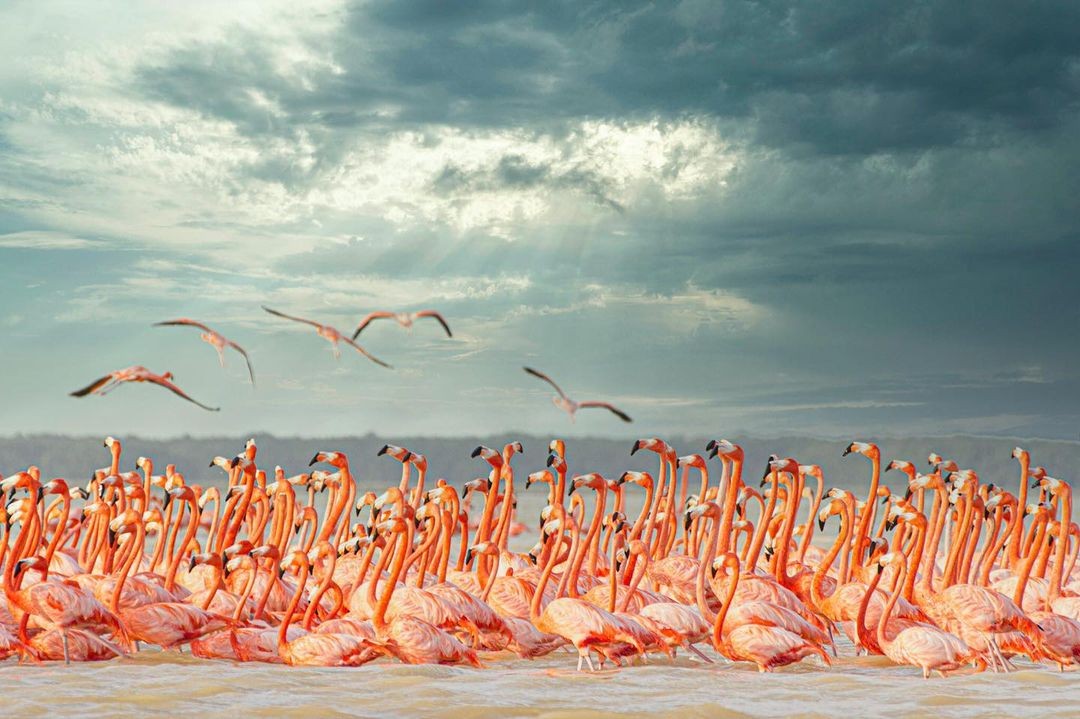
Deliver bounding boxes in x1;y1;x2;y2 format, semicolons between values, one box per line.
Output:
1;1;1078;440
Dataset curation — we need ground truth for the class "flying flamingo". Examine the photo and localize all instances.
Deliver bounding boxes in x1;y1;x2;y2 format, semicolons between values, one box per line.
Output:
522;367;632;423
154;318;255;386
261;306;390;367
351;310;453;339
69;365;220;411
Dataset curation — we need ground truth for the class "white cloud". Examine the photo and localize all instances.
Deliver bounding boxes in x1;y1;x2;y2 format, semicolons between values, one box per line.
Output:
0;231;98;250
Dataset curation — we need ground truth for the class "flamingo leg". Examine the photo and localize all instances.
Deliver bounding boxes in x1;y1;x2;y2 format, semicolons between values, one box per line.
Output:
688;643;714;663
62;630;70;666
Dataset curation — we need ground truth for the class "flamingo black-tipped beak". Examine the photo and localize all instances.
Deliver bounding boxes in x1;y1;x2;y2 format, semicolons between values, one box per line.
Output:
707;446;719;459
705;439;717;452
108;528;117;546
208;460;215;468
617;473;628;485
567;483;577;496
903;488;913;501
188;555;197;571
880;495;890;505
524;478;533;489
710;564;719;579
817;518;826;531
403;452;412;462
1031;480;1040;489
163;492;173;510
465;549;474;566
460;486;469;499
377;445;389;456
308;454;320;467
764;545;773;560
526;551;538;565
222;555;232;579
842;447;852;457
630;440;641;455
546;454;557;468
875;563;883;576
885;518;897;531
684;514;693;532
470;446;483;458
230;456;241;468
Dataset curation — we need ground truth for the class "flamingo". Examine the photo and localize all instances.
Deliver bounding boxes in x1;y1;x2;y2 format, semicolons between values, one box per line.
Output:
522;367;631;423
154;318;255;386
369;518;482;667
351;310;453;339
709;552;830;672
528;510;641;670
866;552;980;677
272;549;376;666
262;306;390;367
69;365;219;411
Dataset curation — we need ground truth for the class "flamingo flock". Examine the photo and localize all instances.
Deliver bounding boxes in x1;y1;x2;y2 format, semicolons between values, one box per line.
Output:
1;435;1077;677
68;307;633;426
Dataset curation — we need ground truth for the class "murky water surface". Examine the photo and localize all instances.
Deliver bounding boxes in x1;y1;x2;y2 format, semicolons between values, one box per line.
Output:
6;641;1077;719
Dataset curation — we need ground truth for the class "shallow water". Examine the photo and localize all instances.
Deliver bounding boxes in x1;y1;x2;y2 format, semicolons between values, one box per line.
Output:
7;639;1078;719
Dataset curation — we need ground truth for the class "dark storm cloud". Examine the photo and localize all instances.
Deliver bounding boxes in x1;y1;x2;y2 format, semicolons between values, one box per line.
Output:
136;2;1080;153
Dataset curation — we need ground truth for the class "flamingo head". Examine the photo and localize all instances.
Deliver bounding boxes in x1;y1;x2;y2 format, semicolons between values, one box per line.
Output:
631;438;673;458
706;439;742;461
309;451;345;468
842;441;879;459
471;445;503;469
525;469;552;490
465;540;498;566
545;453;567;473
377;444;413;463
677;454;706;470
568;473;605;495
460;477;490;499
617;471;653;488
42;478;69;497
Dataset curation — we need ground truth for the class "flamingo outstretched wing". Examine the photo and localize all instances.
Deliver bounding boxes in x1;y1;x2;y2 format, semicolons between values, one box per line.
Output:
154;318;215;333
341;337;392;369
146;375;220;412
523;367;568;400
415;310;453;337
226;341;256;387
70;374;114;397
578;401;633;423
262;306;322;329
351;311;395;340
